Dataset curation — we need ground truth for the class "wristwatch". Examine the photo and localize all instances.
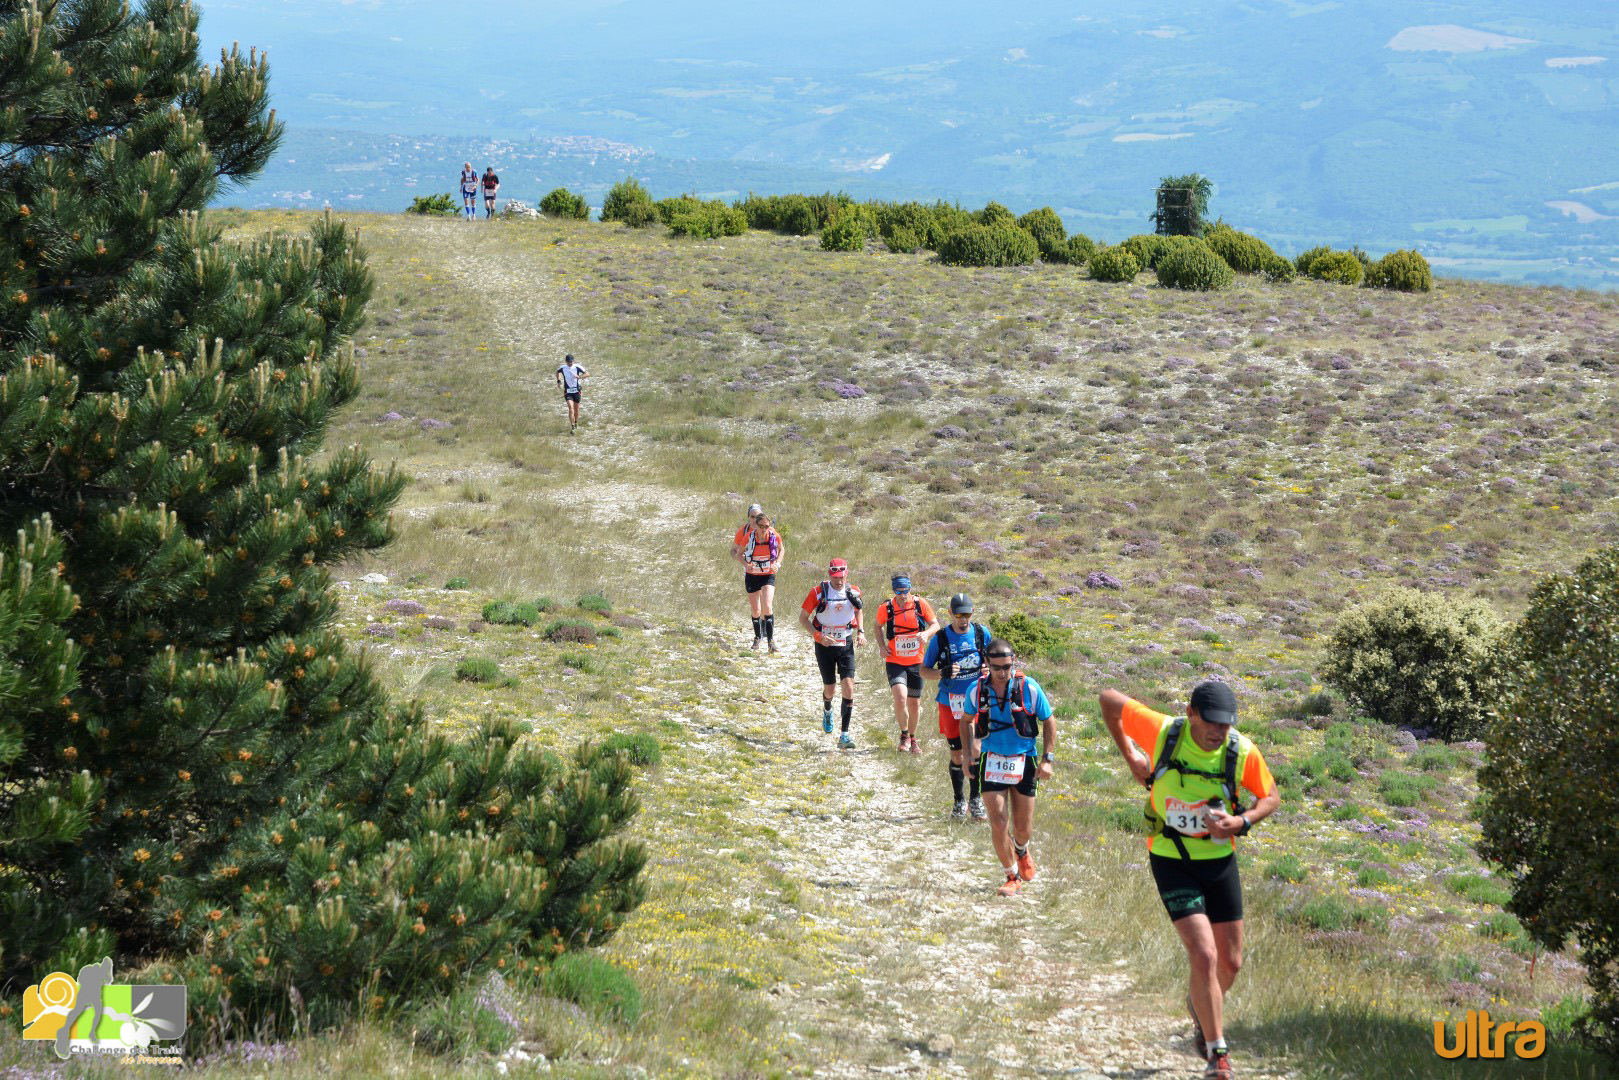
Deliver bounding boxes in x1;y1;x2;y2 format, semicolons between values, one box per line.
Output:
1237;814;1252;836
1042;752;1055;764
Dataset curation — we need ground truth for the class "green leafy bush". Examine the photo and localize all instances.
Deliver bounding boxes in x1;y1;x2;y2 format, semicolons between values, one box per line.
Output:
407;192;458;216
1446;872;1512;907
1155;237;1235;291
1365;249;1433;292
456;657;504;683
600;177;658;227
1016;206;1067;260
985;573;1017;592
885;226;921;254
977;200;1017;228
986;611;1072;661
1307;250;1365;286
600;732;663;768
936;224;1039;267
483;599;541;626
544;952;642;1023
1319;587;1505;741
736;192;849;235
1087;246;1141;282
820;209;868;252
669;200;748;239
1294;245;1332;275
1057;233;1097;265
444;576;470;590
1261;254;1297;284
1119;233;1172;269
539;187;590;220
1377;770;1434;807
578;592;613;615
1266;854;1308;882
1203;224;1280;273
1480;546;1619;1055
410;983;519;1055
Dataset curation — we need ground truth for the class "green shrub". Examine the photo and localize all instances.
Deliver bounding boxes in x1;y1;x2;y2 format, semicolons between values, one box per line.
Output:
936;224;1039;267
534;596;558;613
544;953;642;1023
559;649;598;673
578;592;612;615
539;187;590;220
410;984;518;1055
600;177;658;227
1267;854;1308;882
977;200;1017;228
1119;233;1172;269
1409;744;1458;772
406;192;458;216
668;199;748;239
1056;232;1096;265
986;611;1072;661
1155;238;1235;291
443;576;470;590
455;657;504;683
1476;911;1532;951
820;209;867;252
599;732;662;768
1365;249;1432;292
1377;770;1433;807
884;226;921;254
654;194;702;224
1446;872;1511;907
482;599;541;626
545;618;599;644
985;572;1017;592
736;192;849;235
1299;690;1336;717
1307;250;1365;286
1541;994;1593;1040
1261;254;1297;284
1294;245;1332;276
1017;206;1067;260
1480;546;1619;1054
1319;587;1506;741
1292;896;1354;931
1330;801;1364;821
1355;863;1393;887
1087;246;1141;282
1202;224;1279;273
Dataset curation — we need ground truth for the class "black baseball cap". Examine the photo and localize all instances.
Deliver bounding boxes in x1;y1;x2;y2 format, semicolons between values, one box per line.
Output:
1189;680;1239;726
949;593;973;614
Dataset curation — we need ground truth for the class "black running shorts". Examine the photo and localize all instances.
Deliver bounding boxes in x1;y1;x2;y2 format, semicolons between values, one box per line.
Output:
744;572;776;593
1149;852;1243;924
975;752;1038;797
564;389;581;402
814;641;855;684
885;661;922;697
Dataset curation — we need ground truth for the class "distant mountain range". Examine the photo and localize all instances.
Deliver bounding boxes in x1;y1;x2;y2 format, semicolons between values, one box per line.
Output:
202;0;1619;287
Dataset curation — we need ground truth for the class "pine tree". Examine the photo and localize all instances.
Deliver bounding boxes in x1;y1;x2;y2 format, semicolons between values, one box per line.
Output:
1;0;645;1036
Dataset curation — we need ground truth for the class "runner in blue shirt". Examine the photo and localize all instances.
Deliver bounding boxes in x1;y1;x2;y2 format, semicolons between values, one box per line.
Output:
459;162;478;220
961;637;1057;896
921;593;992;822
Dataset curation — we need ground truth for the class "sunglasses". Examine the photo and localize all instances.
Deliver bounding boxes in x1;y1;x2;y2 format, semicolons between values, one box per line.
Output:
988;660;1014;671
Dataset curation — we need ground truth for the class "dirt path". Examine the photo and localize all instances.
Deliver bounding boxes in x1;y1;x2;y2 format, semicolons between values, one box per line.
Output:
430;226;1288;1079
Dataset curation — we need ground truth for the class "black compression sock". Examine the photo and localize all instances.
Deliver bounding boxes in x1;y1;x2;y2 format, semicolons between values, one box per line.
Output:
751;617;762;639
841;698;854;732
949;764;964;800
969;773;982;799
764;615;774;641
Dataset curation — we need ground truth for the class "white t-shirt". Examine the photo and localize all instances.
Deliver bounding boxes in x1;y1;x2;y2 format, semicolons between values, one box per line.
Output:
816;585;858;632
558;363;582;391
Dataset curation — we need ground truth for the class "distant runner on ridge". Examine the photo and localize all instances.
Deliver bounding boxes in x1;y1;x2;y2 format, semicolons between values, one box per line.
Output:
459;162;478;220
555;353;590;433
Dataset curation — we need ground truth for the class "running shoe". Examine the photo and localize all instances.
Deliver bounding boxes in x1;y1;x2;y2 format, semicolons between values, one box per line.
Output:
969;796;987;821
898;732;908;753
951;799;967;820
996;873;1022;897
1187;993;1207;1060
907;734;922;755
752;635;762;651
822;708;834;734
767;641;778;654
837;733;855;750
1016;850;1036;882
1204;1051;1234;1079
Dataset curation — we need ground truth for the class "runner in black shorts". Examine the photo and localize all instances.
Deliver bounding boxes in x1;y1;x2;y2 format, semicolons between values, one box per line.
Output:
798;559;864;749
735;512;783;651
555;353;590;433
1100;682;1281;1080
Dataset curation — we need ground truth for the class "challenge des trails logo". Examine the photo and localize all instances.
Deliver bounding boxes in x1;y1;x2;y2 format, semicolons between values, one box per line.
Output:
21;957;187;1062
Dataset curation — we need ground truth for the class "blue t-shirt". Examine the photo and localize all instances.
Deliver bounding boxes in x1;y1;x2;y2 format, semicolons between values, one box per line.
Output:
923;624;989;703
964;673;1053;758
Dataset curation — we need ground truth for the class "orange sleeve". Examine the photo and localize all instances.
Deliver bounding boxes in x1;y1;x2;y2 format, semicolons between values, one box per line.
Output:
734;526;748;546
919;598;936;624
1242;744;1276;799
800;588;818;614
1120;698;1170;753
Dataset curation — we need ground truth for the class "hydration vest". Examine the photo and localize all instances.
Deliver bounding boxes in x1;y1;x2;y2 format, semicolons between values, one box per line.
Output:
882;597;927;640
935;623;990;680
1142;716;1245;860
812;581;862;634
974;669;1038;740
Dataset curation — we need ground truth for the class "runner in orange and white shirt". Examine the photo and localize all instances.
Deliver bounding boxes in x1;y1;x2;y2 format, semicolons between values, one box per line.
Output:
1099;681;1280;1080
797;559;865;749
871;576;939;754
731;504;783;652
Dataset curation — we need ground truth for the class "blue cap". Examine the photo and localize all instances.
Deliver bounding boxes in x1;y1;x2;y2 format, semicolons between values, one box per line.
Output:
892;575;911;591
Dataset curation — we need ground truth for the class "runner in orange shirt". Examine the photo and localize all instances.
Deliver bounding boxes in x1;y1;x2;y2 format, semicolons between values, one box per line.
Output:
1099;681;1280;1080
871;576;939;753
797;559;865;749
731;506;783;651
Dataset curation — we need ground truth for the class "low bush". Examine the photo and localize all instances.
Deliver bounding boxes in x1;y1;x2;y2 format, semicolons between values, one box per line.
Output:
578;592;612;615
539;187;590;220
1119;233;1178;269
1017;206;1067;260
1261;254;1297;283
986;611;1072;660
1365;249;1433;292
985;572;1018;592
406;192;458;216
1409;744;1458;772
820;209;868;252
1087;246;1141;282
545;618;599;644
668;199;748;239
455;657;504;683
1155;237;1234;291
884;226;921;254
600;177;658;227
1294;245;1333;276
1058;232;1097;265
936;224;1039;267
1291;895;1382;932
443;576;470;590
1377;770;1434;807
559;649;598;673
483;600;540;626
1446;872;1512;907
1202;224;1280;273
1307;250;1365;286
599;732;662;768
736;192;849;235
977;200;1017;228
544;952;642;1023
1267;853;1308;882
1319;587;1505;741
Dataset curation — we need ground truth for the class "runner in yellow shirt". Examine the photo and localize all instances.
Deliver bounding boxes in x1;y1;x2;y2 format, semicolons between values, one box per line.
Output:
1099;681;1280;1080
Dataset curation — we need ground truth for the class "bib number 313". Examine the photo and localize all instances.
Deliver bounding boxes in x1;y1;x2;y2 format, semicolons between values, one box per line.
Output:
984;752;1026;785
1164;797;1211;836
